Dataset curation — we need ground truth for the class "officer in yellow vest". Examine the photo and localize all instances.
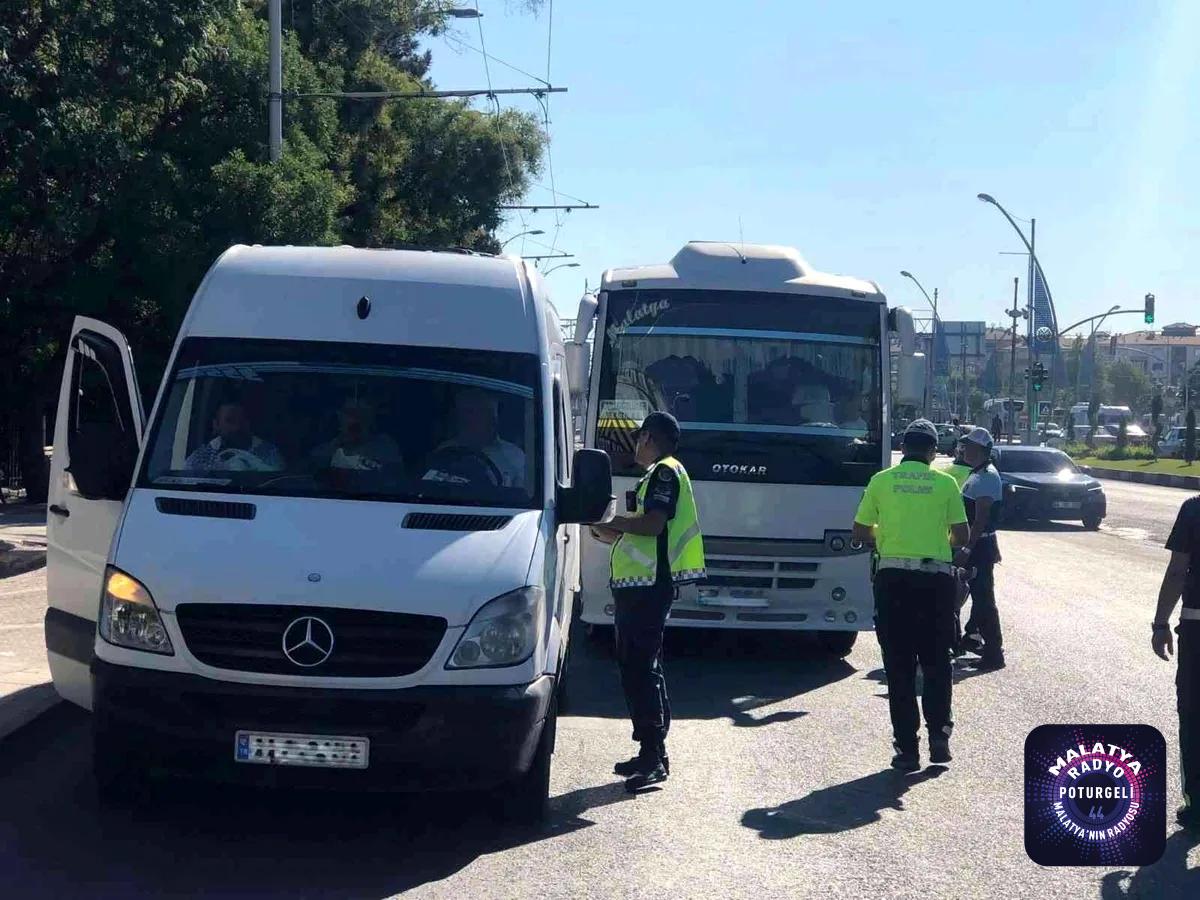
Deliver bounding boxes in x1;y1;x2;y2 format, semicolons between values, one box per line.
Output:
590;411;705;791
852;419;970;772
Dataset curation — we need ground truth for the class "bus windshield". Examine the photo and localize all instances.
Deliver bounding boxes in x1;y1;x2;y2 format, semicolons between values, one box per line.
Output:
595;289;882;485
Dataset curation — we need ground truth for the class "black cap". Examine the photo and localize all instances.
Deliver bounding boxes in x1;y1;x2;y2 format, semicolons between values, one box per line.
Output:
639;411;681;448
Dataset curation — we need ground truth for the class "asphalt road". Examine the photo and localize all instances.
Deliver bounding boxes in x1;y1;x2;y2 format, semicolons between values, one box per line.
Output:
2;479;1200;898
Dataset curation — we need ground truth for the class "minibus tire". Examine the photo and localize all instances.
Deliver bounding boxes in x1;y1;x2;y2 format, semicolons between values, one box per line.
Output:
501;696;556;825
816;630;857;658
1082;512;1102;531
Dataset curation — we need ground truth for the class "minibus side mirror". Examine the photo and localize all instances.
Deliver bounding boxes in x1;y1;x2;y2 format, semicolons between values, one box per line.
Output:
558;448;612;524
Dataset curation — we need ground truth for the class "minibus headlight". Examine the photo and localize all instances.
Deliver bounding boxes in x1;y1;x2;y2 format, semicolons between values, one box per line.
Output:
447;587;545;669
99;567;174;655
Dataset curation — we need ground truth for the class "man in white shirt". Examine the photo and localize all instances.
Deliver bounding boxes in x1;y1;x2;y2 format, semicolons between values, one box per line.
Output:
309;397;402;472
432;388;526;489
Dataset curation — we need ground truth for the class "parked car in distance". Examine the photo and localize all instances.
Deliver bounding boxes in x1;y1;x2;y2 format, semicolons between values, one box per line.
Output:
1103;422;1150;445
1158;426;1186;458
935;423;961;455
1068;424;1116;446
993;446;1106;530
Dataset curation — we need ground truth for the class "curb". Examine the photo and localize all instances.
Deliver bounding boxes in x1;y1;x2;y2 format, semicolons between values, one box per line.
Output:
0;684;61;742
1080;465;1200;492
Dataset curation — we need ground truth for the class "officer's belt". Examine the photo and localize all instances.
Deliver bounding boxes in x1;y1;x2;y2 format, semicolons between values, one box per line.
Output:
876;557;955;576
1180;608;1200;621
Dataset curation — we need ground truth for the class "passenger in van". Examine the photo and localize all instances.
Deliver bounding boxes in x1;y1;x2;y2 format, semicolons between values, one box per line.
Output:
426;388;527;488
184;401;284;472
309;396;402;472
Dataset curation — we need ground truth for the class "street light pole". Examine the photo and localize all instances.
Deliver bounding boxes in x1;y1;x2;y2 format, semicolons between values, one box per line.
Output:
542;262;581;276
500;229;544;249
1008;277;1020;442
900;271;938;418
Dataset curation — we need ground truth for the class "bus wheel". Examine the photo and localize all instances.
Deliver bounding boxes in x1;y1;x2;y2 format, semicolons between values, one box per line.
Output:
817;630;857;658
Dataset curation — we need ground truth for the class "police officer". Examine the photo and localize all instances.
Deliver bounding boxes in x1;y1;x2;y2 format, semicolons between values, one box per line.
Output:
1151;492;1200;830
589;411;706;791
852;419;970;771
957;428;1006;669
947;444;972;489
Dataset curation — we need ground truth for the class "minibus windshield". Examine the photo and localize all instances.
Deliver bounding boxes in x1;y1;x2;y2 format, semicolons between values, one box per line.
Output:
140;337;542;508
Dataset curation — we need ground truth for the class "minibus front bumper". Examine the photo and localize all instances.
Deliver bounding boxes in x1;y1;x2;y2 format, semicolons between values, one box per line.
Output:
91;659;554;791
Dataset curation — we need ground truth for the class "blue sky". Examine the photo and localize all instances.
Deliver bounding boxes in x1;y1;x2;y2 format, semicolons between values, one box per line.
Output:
428;1;1200;330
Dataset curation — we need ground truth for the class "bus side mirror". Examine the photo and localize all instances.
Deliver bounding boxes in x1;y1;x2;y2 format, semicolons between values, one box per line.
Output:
558;449;612;524
897;354;925;406
565;342;590;400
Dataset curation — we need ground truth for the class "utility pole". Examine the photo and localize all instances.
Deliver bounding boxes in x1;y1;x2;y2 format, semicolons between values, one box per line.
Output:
268;0;282;161
961;328;968;421
1025;218;1036;443
930;288;939;419
1008;277;1020;442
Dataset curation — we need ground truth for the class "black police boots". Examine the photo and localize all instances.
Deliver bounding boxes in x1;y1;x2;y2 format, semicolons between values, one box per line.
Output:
891;744;920;773
620;743;669;792
614;744;670;778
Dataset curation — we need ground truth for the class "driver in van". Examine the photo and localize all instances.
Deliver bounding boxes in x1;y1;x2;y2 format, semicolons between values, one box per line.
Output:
309;396;402;472
429;387;526;488
184;400;283;472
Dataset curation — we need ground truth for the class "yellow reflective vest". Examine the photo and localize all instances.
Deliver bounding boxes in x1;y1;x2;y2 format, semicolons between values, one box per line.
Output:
609;456;706;589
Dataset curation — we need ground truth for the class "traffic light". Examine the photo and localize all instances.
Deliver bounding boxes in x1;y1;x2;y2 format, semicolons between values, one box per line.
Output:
1031;361;1046;392
1145;293;1155;324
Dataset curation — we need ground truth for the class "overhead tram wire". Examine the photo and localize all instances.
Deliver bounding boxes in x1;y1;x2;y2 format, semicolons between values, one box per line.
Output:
542;0;564;253
474;1;530;251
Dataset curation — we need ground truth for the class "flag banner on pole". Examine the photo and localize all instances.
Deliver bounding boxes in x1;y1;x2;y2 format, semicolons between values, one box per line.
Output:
1031;264;1058;354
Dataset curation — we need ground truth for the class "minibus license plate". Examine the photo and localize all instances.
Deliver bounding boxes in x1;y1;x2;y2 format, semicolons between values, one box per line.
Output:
1052;501;1081;510
235;731;369;769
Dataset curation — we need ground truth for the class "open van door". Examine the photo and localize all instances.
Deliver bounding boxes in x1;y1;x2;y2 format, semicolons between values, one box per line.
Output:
45;317;145;709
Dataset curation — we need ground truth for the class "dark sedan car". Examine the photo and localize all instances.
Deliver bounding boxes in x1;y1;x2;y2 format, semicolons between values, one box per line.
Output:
993;446;1106;530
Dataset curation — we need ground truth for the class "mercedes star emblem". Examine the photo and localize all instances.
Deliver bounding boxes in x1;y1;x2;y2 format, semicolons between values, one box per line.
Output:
281;616;335;668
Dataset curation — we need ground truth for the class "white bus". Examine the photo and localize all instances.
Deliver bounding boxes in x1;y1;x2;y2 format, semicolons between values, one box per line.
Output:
565;242;924;656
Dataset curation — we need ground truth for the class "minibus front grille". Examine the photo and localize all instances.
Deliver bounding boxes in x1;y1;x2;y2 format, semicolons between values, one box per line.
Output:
175;604;447;677
402;513;512;532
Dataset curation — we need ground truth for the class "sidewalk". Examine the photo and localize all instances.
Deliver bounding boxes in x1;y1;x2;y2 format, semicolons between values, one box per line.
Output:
1080;465;1200;492
0;506;54;740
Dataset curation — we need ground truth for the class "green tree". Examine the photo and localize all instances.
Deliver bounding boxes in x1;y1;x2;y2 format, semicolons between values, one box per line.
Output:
1106;360;1152;411
0;1;546;500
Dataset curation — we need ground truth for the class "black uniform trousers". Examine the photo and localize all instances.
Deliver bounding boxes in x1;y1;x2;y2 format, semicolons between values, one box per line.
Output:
874;568;957;751
1178;620;1200;810
964;536;1003;657
612;582;675;749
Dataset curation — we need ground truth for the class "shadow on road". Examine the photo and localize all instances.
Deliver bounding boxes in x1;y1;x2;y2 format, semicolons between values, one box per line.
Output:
1000;520;1087;534
1099;828;1200;898
863;657;1001;697
567;625;855;727
0;705;631;899
741;766;946;838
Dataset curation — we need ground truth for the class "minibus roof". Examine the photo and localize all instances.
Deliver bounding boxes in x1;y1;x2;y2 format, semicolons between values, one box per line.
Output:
185;245;545;354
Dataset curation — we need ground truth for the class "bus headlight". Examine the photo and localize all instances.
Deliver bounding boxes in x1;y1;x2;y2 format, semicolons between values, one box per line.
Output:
99;567;174;655
447;587;545;669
